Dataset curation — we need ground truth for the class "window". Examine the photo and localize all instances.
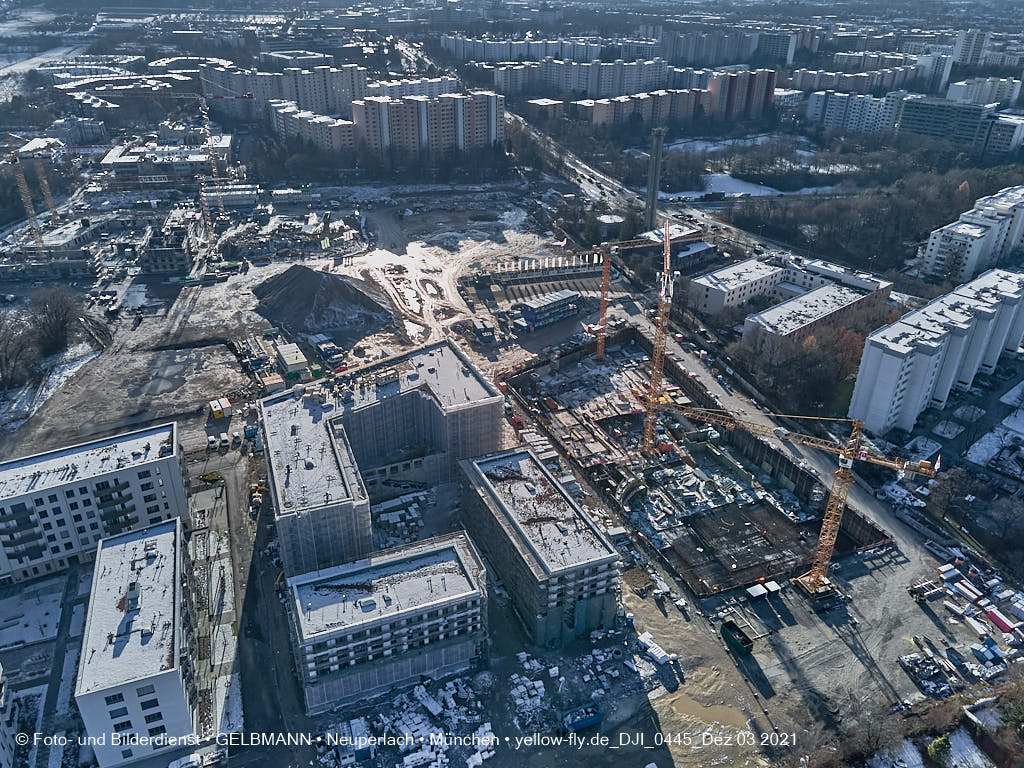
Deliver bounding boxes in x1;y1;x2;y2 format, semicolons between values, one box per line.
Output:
138;470;151;479
46;535;56;543
140;482;153;491
148;726;166;737
109;707;128;718
43;523;52;531
146;505;159;515
89;523;98;531
83;499;92;507
39;511;48;519
144;713;162;724
140;699;159;710
48;494;57;503
65;490;75;498
78;487;87;495
121;750;133;760
143;494;156;503
69;502;78;511
136;685;155;696
64;543;73;551
72;514;82;523
113;721;133;732
56;519;65;527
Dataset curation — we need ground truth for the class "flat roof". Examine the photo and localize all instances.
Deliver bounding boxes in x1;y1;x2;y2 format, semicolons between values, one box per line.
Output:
693;258;783;292
747;284;865;336
288;534;483;640
262;341;499;514
76;520;179;695
867;269;1024;355
518;289;580;310
463;449;617;576
0;424;176;502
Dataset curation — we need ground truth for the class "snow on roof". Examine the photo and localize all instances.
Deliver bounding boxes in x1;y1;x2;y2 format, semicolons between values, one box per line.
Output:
0;424;176;502
867;269;1024;355
261;341;499;514
288;533;483;640
464;449;617;576
747;284;864;336
638;223;702;244
692;258;783;292
76;519;179;695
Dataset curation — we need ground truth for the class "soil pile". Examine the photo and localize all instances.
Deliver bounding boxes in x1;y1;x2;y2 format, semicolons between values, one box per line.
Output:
253;265;394;343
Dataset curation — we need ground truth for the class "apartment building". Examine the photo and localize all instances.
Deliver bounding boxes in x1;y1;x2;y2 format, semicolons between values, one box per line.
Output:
953;29;991;66
742;283;886;358
947;77;1021;106
922;186;1024;281
806;90;921;133
366;76;458;99
99;137;231;187
460;449;620;647
199;62;368;120
0;424;186;583
689;258;785;314
897;97;997;149
441;35;613;63
74;520;197;767
707;69;776;121
267;99;356;153
286;533;488;714
571;88;710;126
484;57;668;98
976;113;1024;159
261;341;503;576
848;270;1024;434
352;91;503;157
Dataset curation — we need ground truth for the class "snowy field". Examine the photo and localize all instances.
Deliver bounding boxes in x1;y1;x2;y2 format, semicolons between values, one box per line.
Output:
868;738;924;768
0;343;100;432
659;173;834;199
946;726;994;768
966;426;1019;465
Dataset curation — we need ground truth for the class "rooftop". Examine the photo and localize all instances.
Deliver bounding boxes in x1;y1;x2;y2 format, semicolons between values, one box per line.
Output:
0;424;176;502
76;520;179;695
289;534;483;640
747;284;865;336
518;289;580;310
868;269;1024;355
693;258;783;292
463;449;617;576
262;341;499;514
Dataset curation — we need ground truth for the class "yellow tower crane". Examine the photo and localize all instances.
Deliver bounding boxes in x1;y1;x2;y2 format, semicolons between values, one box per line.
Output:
648;403;937;596
11;157;44;254
642;221;673;455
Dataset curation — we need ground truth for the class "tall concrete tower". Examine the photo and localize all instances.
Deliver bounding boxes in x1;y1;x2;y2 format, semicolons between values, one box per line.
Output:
644;127;666;231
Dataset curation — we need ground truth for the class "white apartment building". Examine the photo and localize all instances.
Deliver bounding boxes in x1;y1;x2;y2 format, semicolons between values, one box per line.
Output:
0;424;186;583
953;29;991;66
922;186;1024;282
366;76;459;100
848;270;1024;435
0;663;14;768
74;519;196;767
460;449;620;647
286;533;488;714
807;90;921;134
947;77;1022;106
688;258;785;314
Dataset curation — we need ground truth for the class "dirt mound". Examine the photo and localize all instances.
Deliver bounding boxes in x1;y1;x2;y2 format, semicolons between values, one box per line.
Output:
253;265;394;343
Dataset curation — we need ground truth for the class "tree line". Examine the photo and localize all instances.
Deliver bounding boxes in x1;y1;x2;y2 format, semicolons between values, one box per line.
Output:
0;286;85;391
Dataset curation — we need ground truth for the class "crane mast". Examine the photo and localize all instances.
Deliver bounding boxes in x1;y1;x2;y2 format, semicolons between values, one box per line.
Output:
642;222;672;455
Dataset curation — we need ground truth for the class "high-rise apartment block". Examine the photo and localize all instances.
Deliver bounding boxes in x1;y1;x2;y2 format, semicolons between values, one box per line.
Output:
922;186;1024;282
286;533;488;714
352;91;503;157
848;270;1024;435
806;90;921;133
707;69;776;121
459;449;620;647
953;29;992;66
0;424;186;583
75;519;197;767
947;77;1021;106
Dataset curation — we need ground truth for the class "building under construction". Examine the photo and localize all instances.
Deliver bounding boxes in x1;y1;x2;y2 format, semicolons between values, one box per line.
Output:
503;326;891;597
260;340;504;576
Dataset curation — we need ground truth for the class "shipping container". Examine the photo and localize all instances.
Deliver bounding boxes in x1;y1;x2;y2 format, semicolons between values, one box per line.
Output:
720;620;753;656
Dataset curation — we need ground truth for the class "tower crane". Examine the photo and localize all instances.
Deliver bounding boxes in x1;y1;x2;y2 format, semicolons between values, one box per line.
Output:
593;224;701;362
648;403;937;596
642;223;673;455
10;156;44;254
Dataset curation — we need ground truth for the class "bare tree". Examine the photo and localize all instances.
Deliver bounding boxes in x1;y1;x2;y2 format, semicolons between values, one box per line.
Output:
29;285;82;356
0;311;35;389
990;496;1024;538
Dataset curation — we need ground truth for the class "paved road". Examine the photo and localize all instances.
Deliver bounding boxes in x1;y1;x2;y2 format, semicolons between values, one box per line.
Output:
34;564;79;768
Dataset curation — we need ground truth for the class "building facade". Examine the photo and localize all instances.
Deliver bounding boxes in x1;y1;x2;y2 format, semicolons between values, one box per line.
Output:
0;424;186;583
460;449;620;647
922;186;1024;281
848;270;1024;434
74;519;197;767
0;664;14;768
286;533;488;714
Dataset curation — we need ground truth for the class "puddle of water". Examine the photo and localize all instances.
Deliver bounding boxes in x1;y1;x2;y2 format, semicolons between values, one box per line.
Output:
663;690;750;730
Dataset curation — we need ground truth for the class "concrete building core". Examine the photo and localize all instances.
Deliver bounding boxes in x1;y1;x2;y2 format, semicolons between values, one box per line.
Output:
286;533;487;714
261;340;503;576
460;449;620;647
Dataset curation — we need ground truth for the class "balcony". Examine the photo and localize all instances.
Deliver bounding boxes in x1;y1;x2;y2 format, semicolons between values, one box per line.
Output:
100;504;136;523
95;492;134;510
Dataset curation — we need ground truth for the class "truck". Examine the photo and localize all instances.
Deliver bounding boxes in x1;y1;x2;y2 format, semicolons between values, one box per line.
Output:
720;620;753;656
